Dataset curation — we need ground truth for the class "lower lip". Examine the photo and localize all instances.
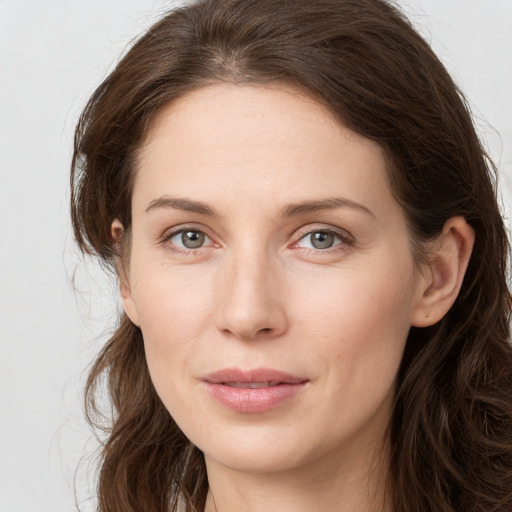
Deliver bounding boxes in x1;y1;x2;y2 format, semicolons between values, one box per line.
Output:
204;382;307;413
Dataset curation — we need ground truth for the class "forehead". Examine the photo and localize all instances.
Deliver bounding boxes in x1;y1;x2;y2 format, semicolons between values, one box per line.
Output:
133;83;395;218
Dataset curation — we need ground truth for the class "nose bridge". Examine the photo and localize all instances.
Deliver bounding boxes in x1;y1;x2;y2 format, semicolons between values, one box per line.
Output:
216;241;287;340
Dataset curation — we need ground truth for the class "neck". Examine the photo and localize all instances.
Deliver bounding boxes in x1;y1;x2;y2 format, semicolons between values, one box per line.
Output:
203;435;392;512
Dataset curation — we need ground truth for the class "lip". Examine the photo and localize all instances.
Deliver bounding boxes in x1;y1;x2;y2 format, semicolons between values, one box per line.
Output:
202;368;308;413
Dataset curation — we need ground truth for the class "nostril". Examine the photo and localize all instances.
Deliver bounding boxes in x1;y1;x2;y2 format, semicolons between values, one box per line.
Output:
258;328;273;334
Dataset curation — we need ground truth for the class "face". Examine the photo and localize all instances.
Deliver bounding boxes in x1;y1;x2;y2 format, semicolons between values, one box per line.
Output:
121;84;429;476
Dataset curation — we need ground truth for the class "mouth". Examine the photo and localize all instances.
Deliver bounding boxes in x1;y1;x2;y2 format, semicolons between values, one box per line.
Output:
202;368;308;413
223;381;284;388
204;368;307;384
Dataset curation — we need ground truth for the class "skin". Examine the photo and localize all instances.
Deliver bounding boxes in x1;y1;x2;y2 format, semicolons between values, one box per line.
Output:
116;83;474;512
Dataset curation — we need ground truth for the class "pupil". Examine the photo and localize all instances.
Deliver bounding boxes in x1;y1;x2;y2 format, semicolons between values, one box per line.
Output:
311;232;334;249
182;230;205;248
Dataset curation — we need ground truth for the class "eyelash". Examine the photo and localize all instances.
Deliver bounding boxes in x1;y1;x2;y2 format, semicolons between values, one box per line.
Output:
159;225;216;255
159;225;354;255
291;227;353;254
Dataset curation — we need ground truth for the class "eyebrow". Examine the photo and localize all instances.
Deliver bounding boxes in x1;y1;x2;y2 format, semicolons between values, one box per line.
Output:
281;197;375;218
145;195;374;218
145;197;215;215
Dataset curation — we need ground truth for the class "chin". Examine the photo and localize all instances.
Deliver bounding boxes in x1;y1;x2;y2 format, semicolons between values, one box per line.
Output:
204;442;310;475
182;417;310;474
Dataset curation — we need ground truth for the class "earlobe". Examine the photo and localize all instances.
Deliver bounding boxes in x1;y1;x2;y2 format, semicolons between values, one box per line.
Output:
411;216;475;327
119;282;141;327
111;219;141;327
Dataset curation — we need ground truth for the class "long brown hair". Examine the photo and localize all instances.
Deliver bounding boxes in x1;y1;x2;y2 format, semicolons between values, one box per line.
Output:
70;1;512;510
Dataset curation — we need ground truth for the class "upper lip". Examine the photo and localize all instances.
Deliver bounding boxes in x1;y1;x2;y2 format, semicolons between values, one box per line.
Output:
203;368;308;385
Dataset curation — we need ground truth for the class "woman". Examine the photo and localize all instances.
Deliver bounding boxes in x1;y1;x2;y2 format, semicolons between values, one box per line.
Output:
70;0;512;511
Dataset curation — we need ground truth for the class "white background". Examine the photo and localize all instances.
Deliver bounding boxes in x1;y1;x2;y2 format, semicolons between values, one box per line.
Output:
0;1;511;511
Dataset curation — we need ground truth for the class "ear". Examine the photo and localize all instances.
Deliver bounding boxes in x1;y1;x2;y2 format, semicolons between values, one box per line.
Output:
411;216;475;327
111;219;141;327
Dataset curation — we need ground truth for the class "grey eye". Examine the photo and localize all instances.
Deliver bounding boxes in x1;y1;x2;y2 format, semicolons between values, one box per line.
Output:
180;230;206;248
296;230;343;250
310;232;335;249
166;228;213;252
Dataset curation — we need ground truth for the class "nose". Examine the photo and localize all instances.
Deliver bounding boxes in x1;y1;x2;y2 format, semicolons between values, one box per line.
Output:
214;248;288;341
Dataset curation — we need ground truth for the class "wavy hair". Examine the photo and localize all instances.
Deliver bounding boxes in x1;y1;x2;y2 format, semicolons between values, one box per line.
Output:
71;1;512;510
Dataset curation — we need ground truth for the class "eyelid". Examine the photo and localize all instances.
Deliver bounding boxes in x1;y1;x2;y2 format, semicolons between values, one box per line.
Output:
289;224;354;254
291;224;354;244
159;224;217;251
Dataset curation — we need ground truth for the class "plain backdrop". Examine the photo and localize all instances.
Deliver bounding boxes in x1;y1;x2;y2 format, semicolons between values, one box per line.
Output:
0;1;511;511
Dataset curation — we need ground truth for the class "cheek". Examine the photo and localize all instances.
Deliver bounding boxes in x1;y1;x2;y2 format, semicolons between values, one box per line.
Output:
128;260;218;393
131;259;214;333
291;258;416;389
